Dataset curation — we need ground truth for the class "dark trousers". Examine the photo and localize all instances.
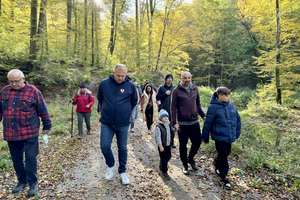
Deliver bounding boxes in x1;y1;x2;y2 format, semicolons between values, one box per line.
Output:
214;140;232;179
145;105;153;130
7;137;39;186
158;146;171;173
77;112;91;135
178;123;201;166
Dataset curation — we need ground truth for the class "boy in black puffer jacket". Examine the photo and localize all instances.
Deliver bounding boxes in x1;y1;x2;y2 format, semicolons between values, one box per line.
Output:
202;87;241;190
155;109;173;179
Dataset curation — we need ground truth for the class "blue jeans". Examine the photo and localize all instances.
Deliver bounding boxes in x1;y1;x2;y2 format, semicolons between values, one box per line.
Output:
100;123;129;173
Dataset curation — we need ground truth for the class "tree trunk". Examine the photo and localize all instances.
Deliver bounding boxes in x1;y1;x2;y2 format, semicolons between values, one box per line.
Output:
11;0;15;20
135;0;141;68
84;0;88;62
108;0;116;55
146;0;156;69
107;0;126;56
30;0;38;60
275;0;282;105
38;0;48;60
77;2;82;57
139;0;146;33
155;5;168;71
9;0;15;32
67;0;72;56
95;6;100;65
275;0;282;154
73;0;79;56
91;2;95;66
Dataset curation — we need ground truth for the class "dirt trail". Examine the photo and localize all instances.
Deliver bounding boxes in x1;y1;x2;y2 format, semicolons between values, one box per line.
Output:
55;118;270;200
56;118;223;200
1;117;297;199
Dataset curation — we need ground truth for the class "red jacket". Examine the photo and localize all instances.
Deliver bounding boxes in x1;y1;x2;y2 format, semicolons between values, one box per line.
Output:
73;91;94;113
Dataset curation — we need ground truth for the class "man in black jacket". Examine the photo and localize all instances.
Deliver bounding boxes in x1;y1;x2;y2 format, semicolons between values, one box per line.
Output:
156;74;175;148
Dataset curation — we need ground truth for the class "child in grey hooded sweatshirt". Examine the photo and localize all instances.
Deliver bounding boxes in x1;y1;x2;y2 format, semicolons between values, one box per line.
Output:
155;109;173;179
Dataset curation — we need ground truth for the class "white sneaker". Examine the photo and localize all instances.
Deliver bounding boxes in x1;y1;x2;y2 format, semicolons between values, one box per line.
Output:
120;173;130;185
105;166;114;180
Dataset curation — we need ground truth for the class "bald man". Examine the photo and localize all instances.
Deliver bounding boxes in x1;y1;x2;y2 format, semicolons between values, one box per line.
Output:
0;69;51;197
97;64;138;185
171;71;205;175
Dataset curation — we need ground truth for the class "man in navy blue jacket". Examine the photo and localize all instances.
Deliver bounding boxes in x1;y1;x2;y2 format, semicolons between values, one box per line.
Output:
202;87;241;190
97;64;138;185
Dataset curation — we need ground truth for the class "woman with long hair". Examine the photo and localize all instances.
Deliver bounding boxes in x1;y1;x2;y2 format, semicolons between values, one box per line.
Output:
140;84;157;133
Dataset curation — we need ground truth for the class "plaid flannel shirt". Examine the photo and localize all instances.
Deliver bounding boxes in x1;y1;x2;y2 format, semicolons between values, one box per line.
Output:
0;83;51;141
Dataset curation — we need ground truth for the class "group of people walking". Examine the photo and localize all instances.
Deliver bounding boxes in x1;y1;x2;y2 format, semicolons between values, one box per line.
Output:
96;64;241;190
0;64;241;198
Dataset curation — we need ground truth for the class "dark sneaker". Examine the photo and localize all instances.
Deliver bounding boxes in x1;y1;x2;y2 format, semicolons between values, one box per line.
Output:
188;161;199;171
87;130;91;135
222;178;232;190
182;165;189;175
12;183;26;194
160;171;171;180
27;184;38;198
159;164;162;171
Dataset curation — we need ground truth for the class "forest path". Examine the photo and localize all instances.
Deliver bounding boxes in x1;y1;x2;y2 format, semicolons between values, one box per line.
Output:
1;116;296;199
55;118;262;200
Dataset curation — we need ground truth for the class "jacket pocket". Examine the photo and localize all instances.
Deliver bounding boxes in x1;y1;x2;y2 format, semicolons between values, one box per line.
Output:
19;97;35;112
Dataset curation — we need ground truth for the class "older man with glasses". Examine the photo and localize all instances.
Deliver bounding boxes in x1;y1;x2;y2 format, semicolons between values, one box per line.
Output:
0;69;51;197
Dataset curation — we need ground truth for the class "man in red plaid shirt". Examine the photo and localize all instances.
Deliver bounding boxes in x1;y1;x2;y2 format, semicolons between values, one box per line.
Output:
0;69;51;198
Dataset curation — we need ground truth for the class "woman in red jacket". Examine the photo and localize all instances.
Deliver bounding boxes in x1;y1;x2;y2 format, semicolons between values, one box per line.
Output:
72;83;95;137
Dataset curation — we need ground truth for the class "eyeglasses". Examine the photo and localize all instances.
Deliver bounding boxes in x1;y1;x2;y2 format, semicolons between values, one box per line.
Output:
9;79;23;84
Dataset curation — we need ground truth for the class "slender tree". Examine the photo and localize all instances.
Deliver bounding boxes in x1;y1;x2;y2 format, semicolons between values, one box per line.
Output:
95;10;100;65
95;5;100;65
135;0;141;68
155;0;175;71
37;0;48;60
108;0;116;55
9;0;15;32
73;0;79;56
67;0;72;56
146;0;156;68
275;0;282;105
30;0;39;60
11;0;15;20
84;0;88;62
91;1;95;66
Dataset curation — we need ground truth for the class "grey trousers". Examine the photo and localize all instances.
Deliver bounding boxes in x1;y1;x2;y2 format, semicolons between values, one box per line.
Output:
77;112;91;135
